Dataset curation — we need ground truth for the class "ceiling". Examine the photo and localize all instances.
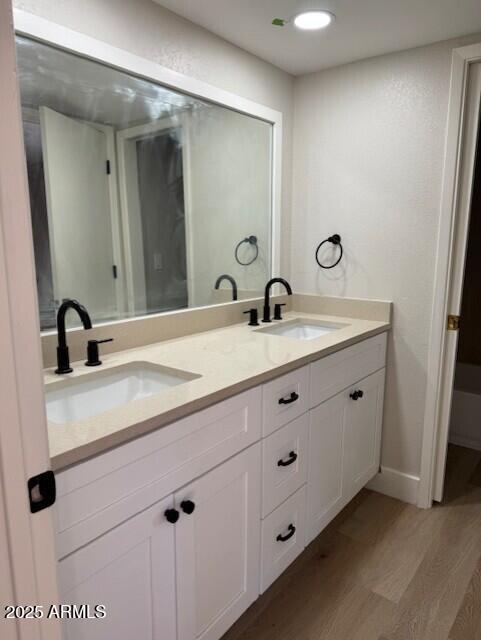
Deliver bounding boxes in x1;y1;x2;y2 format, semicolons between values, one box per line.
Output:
154;0;481;75
16;35;201;127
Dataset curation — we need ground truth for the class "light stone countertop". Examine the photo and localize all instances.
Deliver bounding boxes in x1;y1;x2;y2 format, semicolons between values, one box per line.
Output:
44;311;390;471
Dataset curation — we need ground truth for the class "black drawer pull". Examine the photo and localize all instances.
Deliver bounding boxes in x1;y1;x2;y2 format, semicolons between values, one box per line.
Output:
278;391;299;405
276;524;296;542
350;389;364;401
277;451;298;467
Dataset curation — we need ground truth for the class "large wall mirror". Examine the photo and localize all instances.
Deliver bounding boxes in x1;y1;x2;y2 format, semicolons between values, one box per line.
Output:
15;34;276;331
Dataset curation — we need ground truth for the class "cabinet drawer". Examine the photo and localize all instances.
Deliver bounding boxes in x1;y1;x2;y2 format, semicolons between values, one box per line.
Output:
262;414;308;517
260;485;306;593
262;365;309;436
309;332;387;408
55;387;262;558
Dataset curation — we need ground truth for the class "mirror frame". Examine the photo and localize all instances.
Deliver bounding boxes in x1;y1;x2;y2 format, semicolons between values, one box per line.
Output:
14;9;282;330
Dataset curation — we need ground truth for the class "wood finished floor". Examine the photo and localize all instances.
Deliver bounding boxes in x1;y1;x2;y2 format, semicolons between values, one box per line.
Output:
223;444;481;640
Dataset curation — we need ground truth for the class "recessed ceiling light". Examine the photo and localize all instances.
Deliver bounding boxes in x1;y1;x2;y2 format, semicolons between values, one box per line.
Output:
293;10;334;30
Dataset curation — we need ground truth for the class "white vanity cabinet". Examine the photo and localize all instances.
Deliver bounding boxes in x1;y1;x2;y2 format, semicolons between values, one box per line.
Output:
306;367;386;544
342;369;386;503
58;494;177;640
306;393;346;543
175;445;261;640
54;331;387;640
57;445;261;640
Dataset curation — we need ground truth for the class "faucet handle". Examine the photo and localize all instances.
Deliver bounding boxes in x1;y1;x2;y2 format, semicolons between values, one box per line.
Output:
85;338;113;367
274;303;286;321
243;308;259;327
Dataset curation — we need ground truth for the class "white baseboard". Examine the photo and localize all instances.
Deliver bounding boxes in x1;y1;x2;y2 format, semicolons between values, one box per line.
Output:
449;433;481;452
367;466;420;505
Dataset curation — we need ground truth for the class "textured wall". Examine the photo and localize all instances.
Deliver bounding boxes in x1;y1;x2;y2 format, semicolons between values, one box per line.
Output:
292;33;481;478
187;107;272;306
15;0;481;482
13;0;294;278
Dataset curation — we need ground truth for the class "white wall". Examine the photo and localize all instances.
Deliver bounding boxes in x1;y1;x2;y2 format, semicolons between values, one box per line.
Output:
15;0;481;489
13;0;294;278
292;33;481;479
187;106;272;306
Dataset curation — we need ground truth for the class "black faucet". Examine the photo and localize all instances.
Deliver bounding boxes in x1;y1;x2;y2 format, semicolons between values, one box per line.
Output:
263;278;292;323
55;299;92;374
214;274;238;301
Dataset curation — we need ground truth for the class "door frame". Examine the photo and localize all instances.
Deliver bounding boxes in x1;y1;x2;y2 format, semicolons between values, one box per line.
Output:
419;43;481;508
0;1;61;638
90;121;127;317
13;8;283;293
116;115;194;312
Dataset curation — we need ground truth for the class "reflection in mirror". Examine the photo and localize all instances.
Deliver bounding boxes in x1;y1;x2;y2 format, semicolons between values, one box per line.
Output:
16;36;273;331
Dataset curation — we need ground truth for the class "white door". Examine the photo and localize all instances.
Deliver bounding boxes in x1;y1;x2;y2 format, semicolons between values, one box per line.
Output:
175;444;261;640
40;106;118;320
343;369;386;501
1;5;61;639
306;392;346;544
431;62;481;503
58;495;177;640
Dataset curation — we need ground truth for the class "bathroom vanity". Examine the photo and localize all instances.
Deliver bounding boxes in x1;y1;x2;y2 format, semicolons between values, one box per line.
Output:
47;314;388;640
14;14;389;639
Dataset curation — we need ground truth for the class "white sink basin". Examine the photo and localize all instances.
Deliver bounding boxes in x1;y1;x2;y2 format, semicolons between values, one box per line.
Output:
256;318;347;340
45;362;200;425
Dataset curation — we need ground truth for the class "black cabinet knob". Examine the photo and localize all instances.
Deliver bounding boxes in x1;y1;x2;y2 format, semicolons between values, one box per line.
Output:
164;508;180;524
180;500;196;515
350;389;364;401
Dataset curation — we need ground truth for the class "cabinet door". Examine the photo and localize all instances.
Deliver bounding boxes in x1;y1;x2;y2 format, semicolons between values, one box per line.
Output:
58;495;176;640
343;369;385;501
175;444;261;640
306;393;346;545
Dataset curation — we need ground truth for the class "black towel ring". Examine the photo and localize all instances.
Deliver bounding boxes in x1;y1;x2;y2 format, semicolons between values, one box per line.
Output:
235;235;259;266
315;234;343;269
